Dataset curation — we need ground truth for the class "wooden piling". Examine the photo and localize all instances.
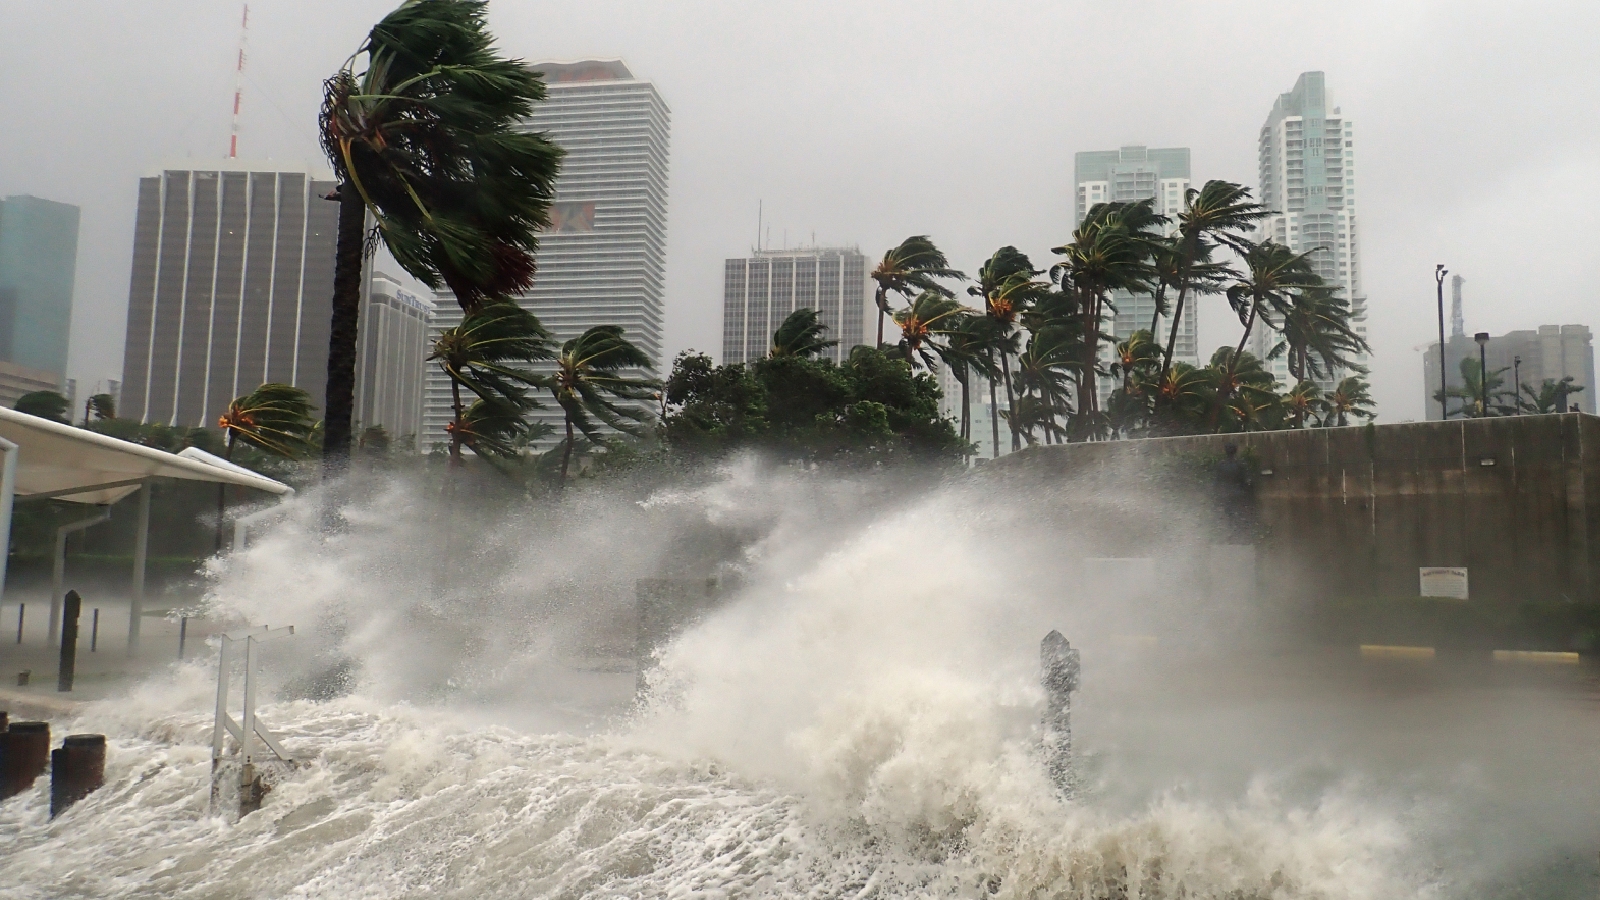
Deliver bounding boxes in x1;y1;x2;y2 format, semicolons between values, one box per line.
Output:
50;734;106;817
0;721;50;800
57;590;81;692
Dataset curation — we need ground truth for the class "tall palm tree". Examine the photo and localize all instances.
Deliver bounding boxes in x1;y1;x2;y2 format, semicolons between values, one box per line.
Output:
1106;329;1160;436
215;383;317;549
1436;357;1515;418
870;236;963;347
550;326;659;484
1199;348;1280;433
1282;380;1326;429
1323;376;1377;427
971;248;1046;454
1051;200;1163;438
429;301;552;463
1011;327;1079;444
1158;181;1272;381
1215;240;1320;425
936;314;998;453
318;0;563;465
770;308;839;358
893;292;973;368
1267;284;1369;383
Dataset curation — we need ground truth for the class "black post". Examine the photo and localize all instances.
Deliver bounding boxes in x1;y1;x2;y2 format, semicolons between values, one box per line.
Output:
50;734;106;817
0;721;50;800
14;602;20;643
1475;332;1490;417
1435;265;1449;420
1512;356;1521;414
178;616;187;660
57;590;81;692
90;608;98;652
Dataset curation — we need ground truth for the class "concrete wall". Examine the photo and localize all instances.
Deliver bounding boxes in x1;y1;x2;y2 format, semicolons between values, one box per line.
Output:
995;414;1600;607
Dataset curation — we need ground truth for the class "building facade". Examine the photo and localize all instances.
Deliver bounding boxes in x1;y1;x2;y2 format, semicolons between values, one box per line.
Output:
119;162;338;427
0;194;79;378
424;59;671;449
1074;146;1195;406
1252;72;1367;387
357;271;431;445
722;246;868;365
1422;325;1596;418
0;360;62;408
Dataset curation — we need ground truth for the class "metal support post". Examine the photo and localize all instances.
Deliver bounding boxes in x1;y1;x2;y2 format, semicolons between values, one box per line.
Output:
49;508;110;647
0;437;16;609
211;624;295;817
128;480;150;654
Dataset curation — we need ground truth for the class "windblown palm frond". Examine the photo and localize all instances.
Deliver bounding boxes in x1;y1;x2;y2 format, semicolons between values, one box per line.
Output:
771;308;840;358
871;236;964;346
892;293;973;370
552;325;660;482
218;383;318;459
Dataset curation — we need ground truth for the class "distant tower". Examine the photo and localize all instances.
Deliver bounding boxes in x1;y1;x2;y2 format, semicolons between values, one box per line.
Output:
1450;274;1465;338
722;246;869;365
229;5;249;158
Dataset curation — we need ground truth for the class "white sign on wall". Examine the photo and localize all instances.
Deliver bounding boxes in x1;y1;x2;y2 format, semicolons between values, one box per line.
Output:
1419;567;1469;600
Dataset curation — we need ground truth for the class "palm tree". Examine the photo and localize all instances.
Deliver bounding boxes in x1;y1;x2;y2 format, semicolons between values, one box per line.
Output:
1519;376;1585;414
215;383;317;550
971;248;1047;454
86;393;116;423
1199;348;1280;433
1436;357;1515;418
1282;380;1326;429
1051;200;1163;438
1011;327;1078;444
550;325;659;484
1158;181;1272;381
1215;240;1320;426
1106;329;1160;436
1267;284;1369;383
770;308;839;359
429;301;552;463
318;0;563;465
934;313;997;455
14;391;69;423
1322;376;1377;427
870;236;963;348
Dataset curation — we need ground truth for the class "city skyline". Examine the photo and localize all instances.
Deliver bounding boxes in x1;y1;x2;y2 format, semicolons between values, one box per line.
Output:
722;245;869;366
1;3;1596;424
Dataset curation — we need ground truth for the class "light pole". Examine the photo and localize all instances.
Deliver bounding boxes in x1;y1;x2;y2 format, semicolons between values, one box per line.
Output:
1435;265;1449;420
1512;355;1522;414
1475;332;1490;417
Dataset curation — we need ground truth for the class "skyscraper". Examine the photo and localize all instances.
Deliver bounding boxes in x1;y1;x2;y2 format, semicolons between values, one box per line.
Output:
722;246;868;365
1074;146;1195;405
424;59;671;449
120;162;338;426
1252;72;1366;386
357;271;432;444
1422;325;1595;418
0;194;79;379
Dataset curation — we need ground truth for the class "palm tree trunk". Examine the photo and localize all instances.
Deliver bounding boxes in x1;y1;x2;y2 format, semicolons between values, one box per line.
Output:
1210;297;1261;430
1001;349;1019;451
560;417;576;485
321;186;367;472
1078;289;1100;432
448;378;465;466
989;371;1000;459
1159;273;1191;379
874;287;887;347
959;374;971;453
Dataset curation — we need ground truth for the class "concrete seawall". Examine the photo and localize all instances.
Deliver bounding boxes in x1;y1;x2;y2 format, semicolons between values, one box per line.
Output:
993;414;1600;608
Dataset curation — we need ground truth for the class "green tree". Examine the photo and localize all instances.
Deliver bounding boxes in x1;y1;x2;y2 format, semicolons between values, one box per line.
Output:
319;0;563;465
1215;240;1320;426
429;301;552;463
870;236;963;348
770;307;839;359
1435;357;1516;418
14;391;69;423
892;291;972;368
1106;329;1161;436
1267;284;1369;384
215;383;317;549
1158;181;1272;381
1199;348;1280;433
1010;326;1078;444
1282;380;1326;429
1519;376;1584;414
1323;376;1377;427
86;393;116;423
550;325;658;484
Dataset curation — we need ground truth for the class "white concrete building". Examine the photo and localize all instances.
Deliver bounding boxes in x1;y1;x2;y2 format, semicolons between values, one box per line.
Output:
1251;72;1367;387
356;271;431;447
722;246;869;365
424;59;670;449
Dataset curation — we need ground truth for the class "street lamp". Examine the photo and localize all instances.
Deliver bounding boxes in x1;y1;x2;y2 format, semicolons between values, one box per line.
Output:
1475;332;1490;417
1512;356;1522;414
1435;265;1449;420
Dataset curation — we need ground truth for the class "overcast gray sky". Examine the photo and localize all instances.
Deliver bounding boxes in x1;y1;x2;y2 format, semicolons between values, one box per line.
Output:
2;0;1596;420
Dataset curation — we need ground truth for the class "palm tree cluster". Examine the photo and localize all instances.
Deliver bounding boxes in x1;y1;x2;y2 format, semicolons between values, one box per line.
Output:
1432;357;1587;418
866;180;1378;454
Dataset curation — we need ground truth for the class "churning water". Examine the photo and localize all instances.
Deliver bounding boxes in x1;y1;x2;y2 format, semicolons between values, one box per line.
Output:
2;460;1596;898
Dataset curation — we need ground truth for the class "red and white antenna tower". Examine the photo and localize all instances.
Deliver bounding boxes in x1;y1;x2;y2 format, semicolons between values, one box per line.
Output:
228;4;249;158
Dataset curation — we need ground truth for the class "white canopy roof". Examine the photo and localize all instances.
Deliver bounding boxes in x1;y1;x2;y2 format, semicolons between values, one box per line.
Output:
0;407;292;504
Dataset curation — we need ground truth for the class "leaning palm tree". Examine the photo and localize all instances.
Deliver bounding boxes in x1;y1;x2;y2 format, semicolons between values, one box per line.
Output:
870;236;964;347
1158;181;1272;381
893;292;973;369
318;0;563;465
1267;284;1369;383
1215;240;1321;426
215;383;317;549
1519;376;1585;414
936;314;998;452
770;308;839;359
550;326;659;484
1323;376;1377;427
973;250;1049;453
429;301;552;463
1011;327;1079;444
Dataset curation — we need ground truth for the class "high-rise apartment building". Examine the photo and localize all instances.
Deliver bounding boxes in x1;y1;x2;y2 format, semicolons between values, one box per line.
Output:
120;162;338;426
1074;146;1195;406
722;246;868;365
357;271;432;444
1422;325;1595;418
424;59;671;449
0;194;79;379
1252;72;1366;386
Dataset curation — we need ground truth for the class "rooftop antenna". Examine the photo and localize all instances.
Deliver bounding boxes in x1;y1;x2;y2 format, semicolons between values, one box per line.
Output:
756;200;761;252
1450;274;1465;338
228;4;249;158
